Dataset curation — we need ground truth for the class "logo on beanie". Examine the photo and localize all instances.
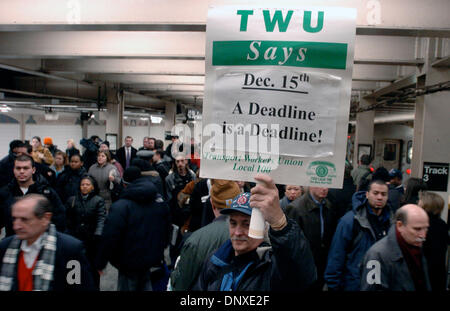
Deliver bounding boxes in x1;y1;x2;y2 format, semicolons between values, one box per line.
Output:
225;199;233;208
237;194;248;205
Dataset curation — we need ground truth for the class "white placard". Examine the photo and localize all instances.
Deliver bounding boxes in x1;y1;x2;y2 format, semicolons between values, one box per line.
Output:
201;3;356;187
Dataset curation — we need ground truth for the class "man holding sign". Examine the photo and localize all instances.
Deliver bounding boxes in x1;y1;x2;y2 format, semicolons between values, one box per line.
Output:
193;173;316;291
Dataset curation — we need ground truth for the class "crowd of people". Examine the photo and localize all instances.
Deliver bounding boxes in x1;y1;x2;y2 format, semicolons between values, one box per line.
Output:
0;135;448;292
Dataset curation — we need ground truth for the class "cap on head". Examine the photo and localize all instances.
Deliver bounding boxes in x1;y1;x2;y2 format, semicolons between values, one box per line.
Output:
210;179;241;210
389;169;402;179
43;137;53;145
220;192;252;216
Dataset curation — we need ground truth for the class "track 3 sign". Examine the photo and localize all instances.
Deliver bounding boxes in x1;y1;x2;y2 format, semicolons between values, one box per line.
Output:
422;162;449;192
201;2;356;187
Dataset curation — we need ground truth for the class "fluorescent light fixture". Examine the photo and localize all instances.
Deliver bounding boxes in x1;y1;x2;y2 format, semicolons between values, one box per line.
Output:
44;112;59;120
151;116;163;124
42;104;78;108
0;100;36;105
0;104;12;112
75;107;106;112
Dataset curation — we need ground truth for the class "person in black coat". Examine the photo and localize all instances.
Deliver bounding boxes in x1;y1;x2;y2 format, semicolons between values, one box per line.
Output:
187;178;213;232
0;155;66;237
0;140;25;188
95;167;170;291
55;153;87;204
80;136;101;170
116;136;137;170
286;187;338;290
0;194;95;291
327;162;356;220
418;191;450;291
66;175;106;289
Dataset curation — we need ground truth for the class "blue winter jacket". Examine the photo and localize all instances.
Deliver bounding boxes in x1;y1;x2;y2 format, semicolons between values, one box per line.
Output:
324;191;394;291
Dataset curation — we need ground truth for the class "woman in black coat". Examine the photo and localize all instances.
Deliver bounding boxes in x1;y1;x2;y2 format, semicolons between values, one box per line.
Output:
418;191;450;291
66;175;106;289
55;153;87;204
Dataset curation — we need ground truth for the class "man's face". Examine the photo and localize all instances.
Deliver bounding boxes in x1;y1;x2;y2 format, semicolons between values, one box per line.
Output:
125;138;133;148
14;160;35;184
366;183;388;210
397;212;429;247
142;138;149;149
148;138;155;149
70;156;83;170
285;185;302;201
12;199;51;244
175;157;186;172
309;187;328;201
228;212;262;256
99;143;109;152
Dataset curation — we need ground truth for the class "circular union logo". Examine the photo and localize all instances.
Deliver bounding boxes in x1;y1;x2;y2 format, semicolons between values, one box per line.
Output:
315;165;328;177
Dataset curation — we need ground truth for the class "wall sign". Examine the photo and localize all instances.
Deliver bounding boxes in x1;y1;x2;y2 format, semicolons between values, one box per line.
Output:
422;162;449;192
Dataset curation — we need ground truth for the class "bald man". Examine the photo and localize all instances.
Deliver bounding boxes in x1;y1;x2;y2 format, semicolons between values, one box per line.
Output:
360;204;431;291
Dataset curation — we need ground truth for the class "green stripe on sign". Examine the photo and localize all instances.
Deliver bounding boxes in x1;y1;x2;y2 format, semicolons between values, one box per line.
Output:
212;40;347;70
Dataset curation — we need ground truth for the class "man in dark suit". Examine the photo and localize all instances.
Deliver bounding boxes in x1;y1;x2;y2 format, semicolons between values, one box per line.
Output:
0;194;95;291
116;136;137;170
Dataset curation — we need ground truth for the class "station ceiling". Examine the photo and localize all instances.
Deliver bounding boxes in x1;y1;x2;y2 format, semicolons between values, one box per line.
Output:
0;0;449;121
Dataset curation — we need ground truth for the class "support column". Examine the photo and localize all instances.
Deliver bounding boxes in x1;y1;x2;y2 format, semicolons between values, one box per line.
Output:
411;38;450;222
20;113;25;141
353;98;375;166
81;118;88;139
164;101;176;146
106;89;124;151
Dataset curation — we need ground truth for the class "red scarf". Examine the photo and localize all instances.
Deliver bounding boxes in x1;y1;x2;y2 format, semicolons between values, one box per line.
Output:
395;227;427;291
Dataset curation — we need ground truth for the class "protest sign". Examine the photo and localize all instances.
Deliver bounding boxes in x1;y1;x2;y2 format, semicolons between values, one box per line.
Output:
201;2;356;187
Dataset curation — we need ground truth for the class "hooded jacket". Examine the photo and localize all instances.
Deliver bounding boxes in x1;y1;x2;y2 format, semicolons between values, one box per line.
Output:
193;218;317;291
95;177;170;274
324;191;394;291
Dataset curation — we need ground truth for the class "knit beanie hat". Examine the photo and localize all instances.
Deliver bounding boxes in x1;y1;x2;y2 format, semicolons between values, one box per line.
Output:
210;179;241;210
43;137;53;145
